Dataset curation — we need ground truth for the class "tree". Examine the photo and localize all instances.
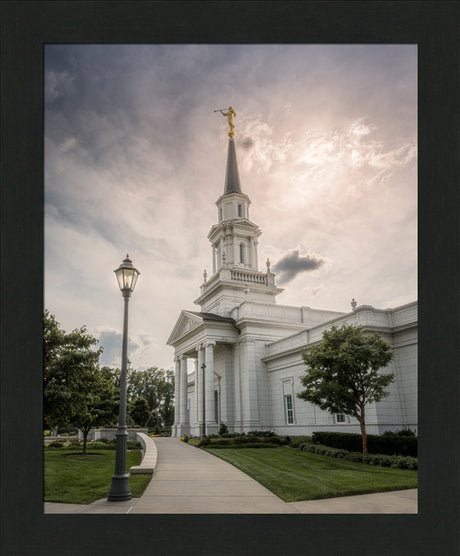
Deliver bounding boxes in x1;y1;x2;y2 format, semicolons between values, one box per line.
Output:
127;367;175;428
297;324;394;453
43;311;103;429
129;397;151;427
69;366;119;453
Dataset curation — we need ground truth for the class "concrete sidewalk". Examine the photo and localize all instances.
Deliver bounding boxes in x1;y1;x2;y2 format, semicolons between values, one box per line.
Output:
44;437;417;514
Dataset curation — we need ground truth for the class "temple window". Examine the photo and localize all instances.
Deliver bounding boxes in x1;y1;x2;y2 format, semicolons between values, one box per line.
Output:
239;243;245;264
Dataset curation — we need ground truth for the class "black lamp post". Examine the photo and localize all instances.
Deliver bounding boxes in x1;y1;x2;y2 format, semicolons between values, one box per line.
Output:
201;363;206;439
108;255;140;502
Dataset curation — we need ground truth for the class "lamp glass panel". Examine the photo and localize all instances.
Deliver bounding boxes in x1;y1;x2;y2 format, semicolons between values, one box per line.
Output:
131;271;139;291
115;268;125;291
122;268;135;290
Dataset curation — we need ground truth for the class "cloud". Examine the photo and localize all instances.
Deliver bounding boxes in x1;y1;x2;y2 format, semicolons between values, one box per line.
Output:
295;117;416;186
240;137;254;150
273;249;326;285
97;329;140;367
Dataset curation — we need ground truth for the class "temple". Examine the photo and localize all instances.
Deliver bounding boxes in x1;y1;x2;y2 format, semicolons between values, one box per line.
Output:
167;128;417;438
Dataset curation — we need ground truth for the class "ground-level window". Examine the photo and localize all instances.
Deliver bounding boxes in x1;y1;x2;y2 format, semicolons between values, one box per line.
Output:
284;394;294;424
336;413;346;423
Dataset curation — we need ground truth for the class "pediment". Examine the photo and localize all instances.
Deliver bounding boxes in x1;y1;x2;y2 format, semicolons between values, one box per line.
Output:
167;310;203;345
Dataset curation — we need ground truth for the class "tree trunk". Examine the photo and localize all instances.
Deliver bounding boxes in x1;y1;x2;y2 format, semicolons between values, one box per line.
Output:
359;405;367;454
82;430;89;454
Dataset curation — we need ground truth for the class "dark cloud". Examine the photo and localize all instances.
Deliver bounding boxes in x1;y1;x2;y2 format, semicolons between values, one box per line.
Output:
240;137;254;150
273;250;325;285
98;329;140;367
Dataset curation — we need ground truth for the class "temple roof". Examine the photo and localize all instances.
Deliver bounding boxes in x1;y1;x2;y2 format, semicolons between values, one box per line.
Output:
187;311;236;324
224;138;242;195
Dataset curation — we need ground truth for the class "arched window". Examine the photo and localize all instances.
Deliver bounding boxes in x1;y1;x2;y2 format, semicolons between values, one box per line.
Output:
239;243;245;264
237;204;243;217
219;207;223;222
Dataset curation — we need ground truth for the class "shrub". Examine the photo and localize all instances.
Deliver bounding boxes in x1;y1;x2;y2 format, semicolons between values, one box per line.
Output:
288;436;312;448
127;440;142;450
67;439;81;447
88;441;116;450
394;428;416;437
219;422;229;436
208;442;279;449
47;441;64;448
192;434;288;449
312;431;417;457
301;442;417;469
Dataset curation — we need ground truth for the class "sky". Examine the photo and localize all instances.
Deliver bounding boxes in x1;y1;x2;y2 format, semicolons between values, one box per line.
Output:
44;44;417;371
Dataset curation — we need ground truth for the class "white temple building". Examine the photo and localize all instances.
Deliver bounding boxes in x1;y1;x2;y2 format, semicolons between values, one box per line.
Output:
167;127;417;438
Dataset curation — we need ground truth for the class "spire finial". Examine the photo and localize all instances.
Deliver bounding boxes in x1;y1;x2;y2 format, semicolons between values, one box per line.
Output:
266;258;271;272
214;106;236;138
203;269;207;283
351;298;357;311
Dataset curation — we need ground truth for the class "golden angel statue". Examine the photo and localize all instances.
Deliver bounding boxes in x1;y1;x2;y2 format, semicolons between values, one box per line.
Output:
214;106;236;137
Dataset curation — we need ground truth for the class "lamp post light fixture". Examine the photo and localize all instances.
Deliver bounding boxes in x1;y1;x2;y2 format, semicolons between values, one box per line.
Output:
201;363;206;439
108;255;140;502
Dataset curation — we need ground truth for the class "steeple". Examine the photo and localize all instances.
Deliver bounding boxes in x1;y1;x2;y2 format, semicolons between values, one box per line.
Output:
194;109;283;315
224;138;242;195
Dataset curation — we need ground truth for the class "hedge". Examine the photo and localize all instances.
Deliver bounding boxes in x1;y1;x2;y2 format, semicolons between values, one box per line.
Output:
186;433;288;448
300;442;417;470
312;430;417;457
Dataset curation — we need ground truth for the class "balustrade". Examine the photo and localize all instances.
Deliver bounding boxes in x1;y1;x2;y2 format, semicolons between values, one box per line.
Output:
230;269;267;285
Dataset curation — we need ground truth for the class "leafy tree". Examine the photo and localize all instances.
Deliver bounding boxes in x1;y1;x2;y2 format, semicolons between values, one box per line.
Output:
129;397;151;427
127;367;175;428
69;366;119;453
297;324;394;453
44;311;103;429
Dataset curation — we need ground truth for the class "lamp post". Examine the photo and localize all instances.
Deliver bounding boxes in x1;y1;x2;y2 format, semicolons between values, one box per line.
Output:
201;363;206;439
108;255;140;502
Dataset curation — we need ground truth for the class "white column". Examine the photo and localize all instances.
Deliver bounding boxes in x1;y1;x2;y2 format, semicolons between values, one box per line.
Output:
193;358;199;433
254;240;259;271
205;341;217;432
240;339;260;430
173;356;180;436
233;234;239;265
233;343;242;431
212;245;216;274
179;356;188;427
197;345;205;434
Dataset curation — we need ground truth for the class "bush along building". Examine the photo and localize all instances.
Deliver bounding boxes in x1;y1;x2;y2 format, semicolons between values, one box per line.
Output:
167;116;417;439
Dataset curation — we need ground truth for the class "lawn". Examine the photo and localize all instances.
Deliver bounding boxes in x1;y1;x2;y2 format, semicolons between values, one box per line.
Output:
204;447;418;502
44;449;152;504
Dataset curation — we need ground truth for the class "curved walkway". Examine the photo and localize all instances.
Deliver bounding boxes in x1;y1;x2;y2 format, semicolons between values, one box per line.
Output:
44;438;417;514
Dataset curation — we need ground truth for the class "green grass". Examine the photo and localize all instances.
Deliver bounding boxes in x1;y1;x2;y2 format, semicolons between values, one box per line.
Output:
44;449;152;504
204;447;417;502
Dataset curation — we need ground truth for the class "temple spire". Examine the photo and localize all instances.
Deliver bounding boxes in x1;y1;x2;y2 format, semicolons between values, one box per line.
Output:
215;106;242;195
224;137;242;194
